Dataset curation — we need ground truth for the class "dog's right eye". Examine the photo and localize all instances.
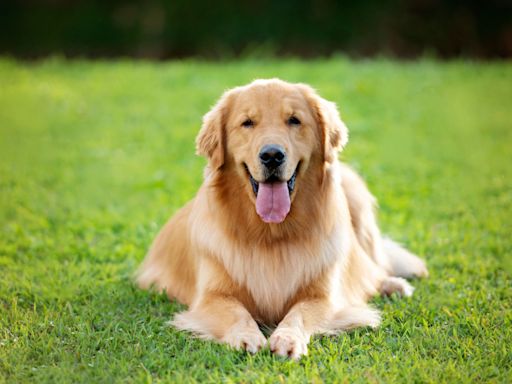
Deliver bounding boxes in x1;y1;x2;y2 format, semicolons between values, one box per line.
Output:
287;116;301;126
241;119;254;128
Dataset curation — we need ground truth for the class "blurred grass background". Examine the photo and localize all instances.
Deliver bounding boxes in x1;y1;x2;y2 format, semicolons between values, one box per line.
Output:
0;57;511;382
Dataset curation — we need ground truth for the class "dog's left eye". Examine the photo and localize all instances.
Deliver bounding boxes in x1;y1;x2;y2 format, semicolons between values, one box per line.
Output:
287;116;301;126
241;119;254;128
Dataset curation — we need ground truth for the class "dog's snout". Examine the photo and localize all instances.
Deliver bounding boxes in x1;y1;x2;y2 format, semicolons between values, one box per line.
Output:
259;144;286;169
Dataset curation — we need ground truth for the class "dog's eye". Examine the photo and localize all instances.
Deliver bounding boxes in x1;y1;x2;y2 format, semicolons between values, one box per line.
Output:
287;116;301;126
241;119;254;128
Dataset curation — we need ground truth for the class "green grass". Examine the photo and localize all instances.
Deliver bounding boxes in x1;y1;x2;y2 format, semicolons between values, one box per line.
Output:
1;57;511;383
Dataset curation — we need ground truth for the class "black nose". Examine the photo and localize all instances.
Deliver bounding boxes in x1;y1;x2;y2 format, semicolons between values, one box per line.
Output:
259;144;286;169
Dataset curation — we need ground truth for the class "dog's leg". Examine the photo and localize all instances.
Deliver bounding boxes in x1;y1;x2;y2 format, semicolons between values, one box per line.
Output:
383;238;428;278
172;294;266;353
326;306;381;333
269;299;382;359
380;276;415;297
269;298;330;359
170;257;266;353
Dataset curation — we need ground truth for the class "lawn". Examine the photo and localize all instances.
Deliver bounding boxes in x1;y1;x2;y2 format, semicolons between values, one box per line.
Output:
0;57;511;383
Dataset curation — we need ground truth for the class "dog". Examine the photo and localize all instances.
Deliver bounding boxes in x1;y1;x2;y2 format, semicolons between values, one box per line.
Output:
136;79;428;359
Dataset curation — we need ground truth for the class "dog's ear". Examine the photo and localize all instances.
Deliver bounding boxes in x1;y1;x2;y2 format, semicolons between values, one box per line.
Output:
298;84;348;163
196;90;234;170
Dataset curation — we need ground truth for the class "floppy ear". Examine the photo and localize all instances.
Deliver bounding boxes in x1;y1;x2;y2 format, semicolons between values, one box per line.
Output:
299;84;348;163
196;90;233;170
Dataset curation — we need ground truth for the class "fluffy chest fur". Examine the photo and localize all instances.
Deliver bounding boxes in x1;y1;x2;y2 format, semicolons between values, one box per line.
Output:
189;189;350;323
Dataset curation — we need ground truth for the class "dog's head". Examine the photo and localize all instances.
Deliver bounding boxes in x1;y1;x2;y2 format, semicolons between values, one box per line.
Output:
196;79;348;224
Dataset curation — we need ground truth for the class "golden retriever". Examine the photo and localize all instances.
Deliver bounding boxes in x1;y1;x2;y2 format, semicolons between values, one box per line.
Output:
136;79;428;359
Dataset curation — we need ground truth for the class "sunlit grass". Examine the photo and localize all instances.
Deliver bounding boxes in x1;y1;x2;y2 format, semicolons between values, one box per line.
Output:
0;57;511;383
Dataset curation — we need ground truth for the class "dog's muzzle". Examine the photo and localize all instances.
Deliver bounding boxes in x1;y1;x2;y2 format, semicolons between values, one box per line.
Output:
259;144;286;171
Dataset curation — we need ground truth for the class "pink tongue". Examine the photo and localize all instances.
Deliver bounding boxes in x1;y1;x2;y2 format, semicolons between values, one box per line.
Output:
255;181;291;223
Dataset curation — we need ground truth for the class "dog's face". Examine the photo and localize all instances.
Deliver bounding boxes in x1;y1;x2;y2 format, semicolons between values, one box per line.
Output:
196;79;348;224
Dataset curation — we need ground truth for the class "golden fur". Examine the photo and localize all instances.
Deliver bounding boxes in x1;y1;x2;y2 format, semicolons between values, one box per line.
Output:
136;79;428;359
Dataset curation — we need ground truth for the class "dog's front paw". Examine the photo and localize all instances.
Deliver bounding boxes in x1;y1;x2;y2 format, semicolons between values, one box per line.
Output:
269;327;308;360
222;322;267;354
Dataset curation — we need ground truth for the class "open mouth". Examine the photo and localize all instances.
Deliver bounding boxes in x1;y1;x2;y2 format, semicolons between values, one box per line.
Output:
244;163;299;224
246;165;298;197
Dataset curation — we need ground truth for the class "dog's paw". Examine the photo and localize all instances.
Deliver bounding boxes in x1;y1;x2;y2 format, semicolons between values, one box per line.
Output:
381;276;415;297
222;322;267;354
413;259;429;278
402;256;428;279
269;327;308;360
